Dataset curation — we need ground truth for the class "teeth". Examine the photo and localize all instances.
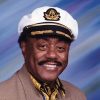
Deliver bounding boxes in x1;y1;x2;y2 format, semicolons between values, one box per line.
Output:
44;64;57;70
45;64;56;67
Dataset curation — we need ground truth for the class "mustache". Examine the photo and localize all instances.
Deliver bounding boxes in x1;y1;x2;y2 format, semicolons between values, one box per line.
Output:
38;59;62;66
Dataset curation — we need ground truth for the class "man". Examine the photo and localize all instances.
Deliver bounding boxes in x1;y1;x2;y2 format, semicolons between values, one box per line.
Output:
0;6;86;100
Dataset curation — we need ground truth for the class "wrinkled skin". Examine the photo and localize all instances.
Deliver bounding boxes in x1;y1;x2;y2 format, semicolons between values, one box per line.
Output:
20;36;70;83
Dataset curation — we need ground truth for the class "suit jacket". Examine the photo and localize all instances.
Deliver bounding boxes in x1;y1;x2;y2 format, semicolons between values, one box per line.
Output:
0;66;86;100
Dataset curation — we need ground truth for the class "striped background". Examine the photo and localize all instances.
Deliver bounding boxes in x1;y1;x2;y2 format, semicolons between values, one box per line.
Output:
0;0;100;100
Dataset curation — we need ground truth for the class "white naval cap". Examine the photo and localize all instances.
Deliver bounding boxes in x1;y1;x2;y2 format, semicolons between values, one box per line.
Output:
18;6;78;41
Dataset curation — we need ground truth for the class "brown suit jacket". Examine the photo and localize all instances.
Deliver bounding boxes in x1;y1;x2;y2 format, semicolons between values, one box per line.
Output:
0;66;86;100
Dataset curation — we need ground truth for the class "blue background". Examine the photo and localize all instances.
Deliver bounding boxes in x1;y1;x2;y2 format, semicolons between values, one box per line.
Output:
0;0;100;100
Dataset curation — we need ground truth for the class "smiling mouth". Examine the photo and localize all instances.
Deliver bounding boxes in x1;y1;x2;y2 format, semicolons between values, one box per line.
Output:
38;60;62;67
43;64;57;70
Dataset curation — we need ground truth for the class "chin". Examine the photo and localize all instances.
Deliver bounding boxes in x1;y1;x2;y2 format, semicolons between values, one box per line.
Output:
41;75;58;82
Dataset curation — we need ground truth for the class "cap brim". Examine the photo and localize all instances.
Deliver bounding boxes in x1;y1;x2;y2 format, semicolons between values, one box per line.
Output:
24;22;74;40
18;22;74;43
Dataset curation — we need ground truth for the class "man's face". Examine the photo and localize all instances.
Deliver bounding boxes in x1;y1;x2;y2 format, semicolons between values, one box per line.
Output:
21;36;70;82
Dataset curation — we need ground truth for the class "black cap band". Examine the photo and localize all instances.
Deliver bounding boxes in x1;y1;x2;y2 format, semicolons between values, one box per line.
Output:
18;22;74;43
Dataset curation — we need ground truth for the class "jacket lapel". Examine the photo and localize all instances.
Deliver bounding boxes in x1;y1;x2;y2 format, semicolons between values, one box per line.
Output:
17;66;42;100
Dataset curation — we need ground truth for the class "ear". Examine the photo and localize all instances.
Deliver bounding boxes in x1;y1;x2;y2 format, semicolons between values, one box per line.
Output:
20;41;27;58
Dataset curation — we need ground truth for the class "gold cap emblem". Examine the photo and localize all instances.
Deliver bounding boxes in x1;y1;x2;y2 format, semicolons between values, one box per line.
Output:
44;8;60;21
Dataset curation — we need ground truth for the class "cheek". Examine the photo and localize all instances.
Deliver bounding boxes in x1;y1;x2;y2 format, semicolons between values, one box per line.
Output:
58;51;69;67
25;49;38;74
33;49;47;60
59;52;68;61
24;44;36;67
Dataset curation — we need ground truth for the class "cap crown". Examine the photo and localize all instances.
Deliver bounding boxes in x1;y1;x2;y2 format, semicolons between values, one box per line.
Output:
18;6;78;40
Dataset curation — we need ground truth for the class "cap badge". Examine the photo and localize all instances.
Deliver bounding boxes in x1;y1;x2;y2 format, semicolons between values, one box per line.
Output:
44;8;60;21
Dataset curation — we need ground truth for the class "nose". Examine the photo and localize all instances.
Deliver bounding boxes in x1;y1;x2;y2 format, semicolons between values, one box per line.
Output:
46;46;57;59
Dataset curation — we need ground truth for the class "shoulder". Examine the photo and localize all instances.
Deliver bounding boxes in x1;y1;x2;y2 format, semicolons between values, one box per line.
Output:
0;73;18;99
0;73;17;88
61;80;86;100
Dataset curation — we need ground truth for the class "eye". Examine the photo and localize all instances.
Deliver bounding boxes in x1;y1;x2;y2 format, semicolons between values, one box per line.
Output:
37;43;48;51
56;42;67;53
57;46;66;52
